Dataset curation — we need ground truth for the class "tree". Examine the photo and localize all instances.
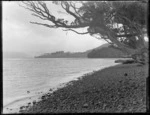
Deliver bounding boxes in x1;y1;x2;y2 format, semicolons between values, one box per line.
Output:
20;1;148;64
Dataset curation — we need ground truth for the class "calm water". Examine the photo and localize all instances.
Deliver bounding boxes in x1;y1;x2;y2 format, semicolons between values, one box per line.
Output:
3;58;118;108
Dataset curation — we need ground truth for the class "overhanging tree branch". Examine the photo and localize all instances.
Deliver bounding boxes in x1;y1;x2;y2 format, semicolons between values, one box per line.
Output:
20;1;89;29
63;29;89;35
32;13;48;20
30;21;57;28
21;1;148;64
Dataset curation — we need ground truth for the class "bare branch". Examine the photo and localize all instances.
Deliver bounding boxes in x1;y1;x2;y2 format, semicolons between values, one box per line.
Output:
32;13;48;20
21;1;89;29
61;2;77;19
63;29;89;35
30;21;57;28
69;2;82;17
19;2;35;12
61;2;82;24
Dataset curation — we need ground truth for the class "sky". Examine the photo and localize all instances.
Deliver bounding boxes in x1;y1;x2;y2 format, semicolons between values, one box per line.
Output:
2;1;106;57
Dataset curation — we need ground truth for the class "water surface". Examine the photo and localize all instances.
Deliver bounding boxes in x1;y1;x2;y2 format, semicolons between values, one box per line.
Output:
3;58;119;111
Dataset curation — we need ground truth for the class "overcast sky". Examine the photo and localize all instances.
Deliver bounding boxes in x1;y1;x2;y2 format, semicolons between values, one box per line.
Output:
3;1;106;57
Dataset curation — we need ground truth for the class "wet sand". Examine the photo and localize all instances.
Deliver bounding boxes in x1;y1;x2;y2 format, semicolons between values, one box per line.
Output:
19;63;148;113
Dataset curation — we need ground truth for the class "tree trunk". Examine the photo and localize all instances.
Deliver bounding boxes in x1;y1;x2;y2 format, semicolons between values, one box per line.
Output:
131;48;149;64
105;30;148;64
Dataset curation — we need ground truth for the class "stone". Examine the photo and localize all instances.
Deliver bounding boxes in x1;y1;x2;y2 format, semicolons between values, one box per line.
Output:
20;106;24;109
83;103;88;108
124;73;128;76
27;91;30;93
119;80;122;83
33;101;36;105
26;106;29;108
103;104;107;109
133;101;137;105
41;96;45;99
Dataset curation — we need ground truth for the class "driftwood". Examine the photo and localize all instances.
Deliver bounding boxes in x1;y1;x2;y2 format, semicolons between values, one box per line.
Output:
115;59;135;64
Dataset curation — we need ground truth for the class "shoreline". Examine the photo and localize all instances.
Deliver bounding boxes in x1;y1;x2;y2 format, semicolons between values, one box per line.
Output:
18;63;148;113
3;63;119;114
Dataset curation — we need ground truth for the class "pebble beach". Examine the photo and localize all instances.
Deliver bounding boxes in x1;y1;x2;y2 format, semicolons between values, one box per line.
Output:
18;63;148;113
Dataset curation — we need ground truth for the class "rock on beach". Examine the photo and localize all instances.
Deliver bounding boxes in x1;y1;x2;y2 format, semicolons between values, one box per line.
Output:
20;63;148;113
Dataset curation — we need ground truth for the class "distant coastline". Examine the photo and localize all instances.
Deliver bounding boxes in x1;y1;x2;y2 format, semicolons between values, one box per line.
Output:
34;43;130;58
34;51;88;58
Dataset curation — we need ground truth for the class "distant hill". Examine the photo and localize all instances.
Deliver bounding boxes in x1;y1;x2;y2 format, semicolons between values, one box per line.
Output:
87;45;128;58
35;51;87;58
35;43;110;58
85;43;110;53
87;41;149;58
35;42;148;58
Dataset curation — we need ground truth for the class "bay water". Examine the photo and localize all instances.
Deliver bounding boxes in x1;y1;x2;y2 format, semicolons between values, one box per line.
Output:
3;58;119;113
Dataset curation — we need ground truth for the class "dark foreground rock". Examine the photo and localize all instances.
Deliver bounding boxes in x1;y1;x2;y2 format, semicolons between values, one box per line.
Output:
20;63;148;113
